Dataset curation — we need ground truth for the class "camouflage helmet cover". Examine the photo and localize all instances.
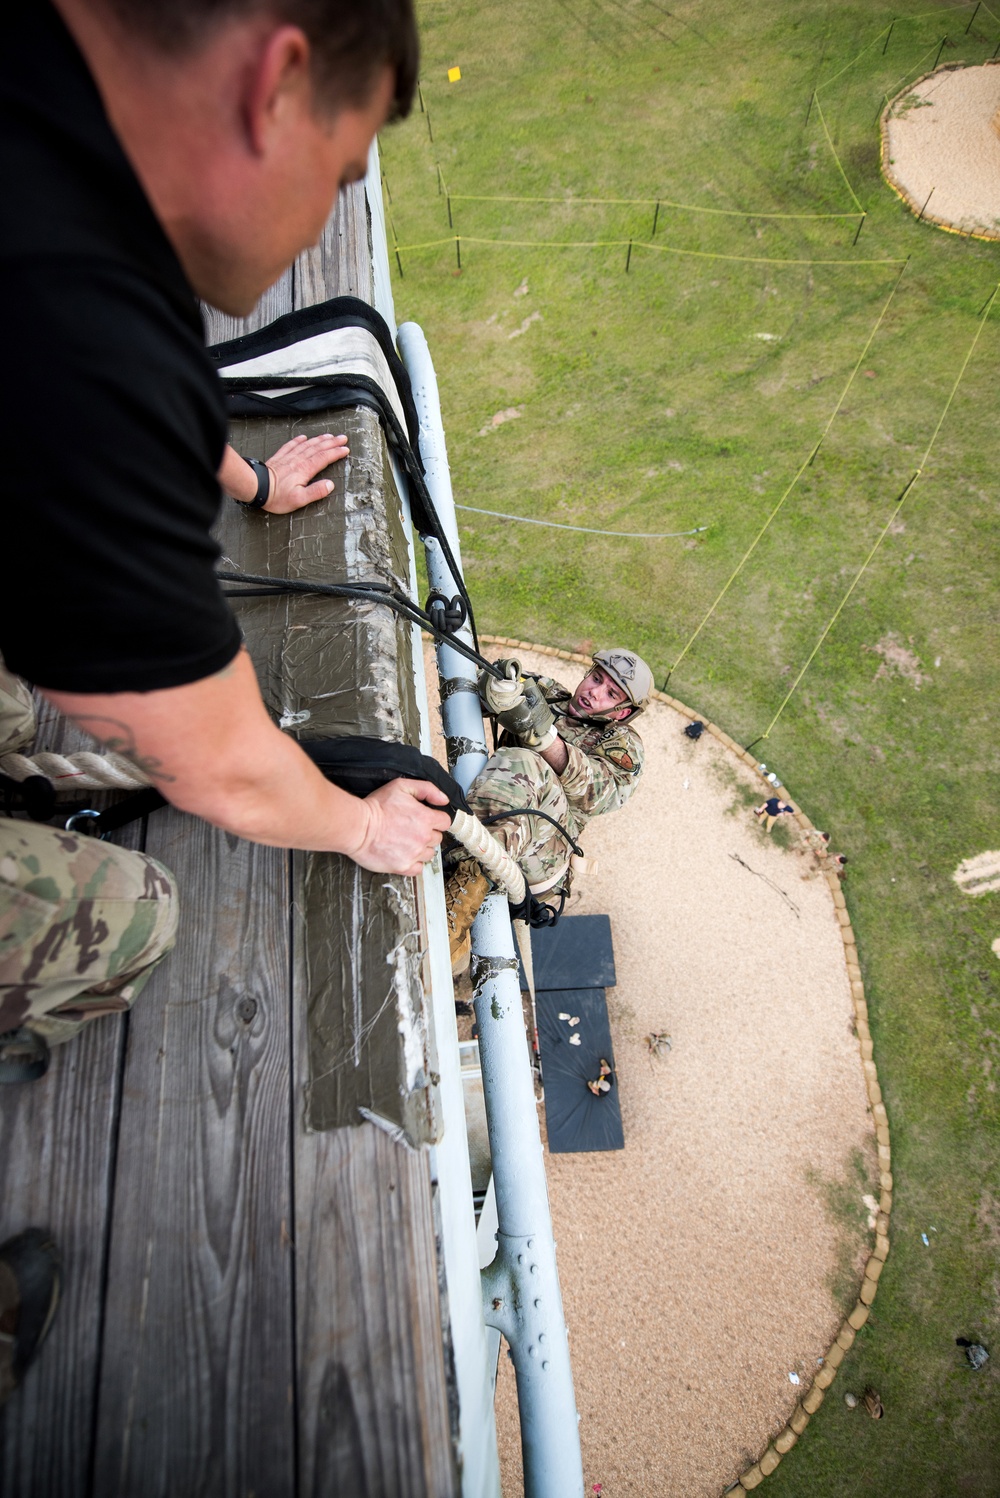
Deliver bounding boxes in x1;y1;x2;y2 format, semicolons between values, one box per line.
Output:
592;648;654;715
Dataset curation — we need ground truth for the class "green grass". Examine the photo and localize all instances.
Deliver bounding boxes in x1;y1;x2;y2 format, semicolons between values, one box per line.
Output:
385;1;1000;1489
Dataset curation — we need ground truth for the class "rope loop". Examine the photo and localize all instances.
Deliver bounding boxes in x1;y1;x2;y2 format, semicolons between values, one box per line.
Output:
425;590;467;636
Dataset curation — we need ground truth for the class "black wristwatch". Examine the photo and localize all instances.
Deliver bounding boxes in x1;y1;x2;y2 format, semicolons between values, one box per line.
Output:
234;457;271;509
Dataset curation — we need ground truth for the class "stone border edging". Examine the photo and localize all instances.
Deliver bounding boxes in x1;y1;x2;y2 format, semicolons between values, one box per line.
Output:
475;637;892;1494
879;61;1000;242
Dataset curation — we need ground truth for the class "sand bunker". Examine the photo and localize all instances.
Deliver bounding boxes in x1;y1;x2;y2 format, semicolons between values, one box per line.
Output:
425;643;879;1494
882;62;1000;238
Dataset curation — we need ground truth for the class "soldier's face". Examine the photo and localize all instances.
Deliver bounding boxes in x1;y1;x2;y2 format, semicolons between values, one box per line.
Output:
568;668;630;721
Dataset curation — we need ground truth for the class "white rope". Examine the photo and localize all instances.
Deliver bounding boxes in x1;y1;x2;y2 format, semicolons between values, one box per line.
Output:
3;747;529;903
0;750;152;791
451;808;527;905
455;503;708;539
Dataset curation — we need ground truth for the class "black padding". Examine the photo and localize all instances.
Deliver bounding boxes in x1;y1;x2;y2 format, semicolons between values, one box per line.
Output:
206;295;421;451
524;913;617;992
299;737;468;815
536;989;624;1153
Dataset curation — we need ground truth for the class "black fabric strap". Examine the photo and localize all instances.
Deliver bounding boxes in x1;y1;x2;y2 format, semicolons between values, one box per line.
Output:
298;737;469;816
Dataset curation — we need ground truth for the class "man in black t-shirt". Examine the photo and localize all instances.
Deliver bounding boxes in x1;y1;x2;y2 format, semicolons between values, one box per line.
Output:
0;0;449;1040
0;0;449;1401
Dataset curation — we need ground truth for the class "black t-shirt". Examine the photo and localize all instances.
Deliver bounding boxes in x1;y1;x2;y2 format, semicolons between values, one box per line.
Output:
0;1;242;692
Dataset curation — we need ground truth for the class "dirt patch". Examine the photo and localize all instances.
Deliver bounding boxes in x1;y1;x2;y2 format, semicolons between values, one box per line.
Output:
478;406;524;436
868;632;931;689
425;644;875;1495
954;851;1000;898
882;64;1000;239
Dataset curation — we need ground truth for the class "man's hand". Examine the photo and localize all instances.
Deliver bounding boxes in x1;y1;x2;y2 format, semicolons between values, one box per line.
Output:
262;432;349;513
218;433;349;514
348;779;452;876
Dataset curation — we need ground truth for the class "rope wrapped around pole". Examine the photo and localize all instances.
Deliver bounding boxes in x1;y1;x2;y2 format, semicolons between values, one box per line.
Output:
2;749;529;905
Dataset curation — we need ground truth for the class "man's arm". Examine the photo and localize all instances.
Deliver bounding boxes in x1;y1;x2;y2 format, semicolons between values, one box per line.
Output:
41;648;451;875
547;728;642;818
540;736;569;774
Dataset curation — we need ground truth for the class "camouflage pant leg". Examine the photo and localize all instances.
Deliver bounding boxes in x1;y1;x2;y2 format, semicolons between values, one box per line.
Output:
0;661;36;755
0;819;179;1045
466;747;578;891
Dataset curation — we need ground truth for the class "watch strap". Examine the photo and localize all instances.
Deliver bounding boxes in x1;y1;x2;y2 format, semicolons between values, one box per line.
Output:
234;457;271;509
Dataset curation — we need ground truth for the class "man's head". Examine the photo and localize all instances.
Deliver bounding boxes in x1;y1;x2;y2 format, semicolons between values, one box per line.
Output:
567;649;653;723
98;0;419;122
60;0;419;312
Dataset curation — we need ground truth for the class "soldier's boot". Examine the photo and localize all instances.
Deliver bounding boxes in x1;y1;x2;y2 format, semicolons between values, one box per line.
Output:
0;1028;50;1086
444;857;492;976
0;1229;61;1406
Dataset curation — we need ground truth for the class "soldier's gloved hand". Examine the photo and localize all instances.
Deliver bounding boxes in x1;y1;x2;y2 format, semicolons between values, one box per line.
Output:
512;679;557;752
479;658;524;717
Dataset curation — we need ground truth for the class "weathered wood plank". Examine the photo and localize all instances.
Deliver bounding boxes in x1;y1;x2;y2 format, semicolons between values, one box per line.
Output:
293;1123;457;1498
0;1016;125;1498
0;697;137;1498
90;817;295;1498
294;183;373;307
202;269;294;345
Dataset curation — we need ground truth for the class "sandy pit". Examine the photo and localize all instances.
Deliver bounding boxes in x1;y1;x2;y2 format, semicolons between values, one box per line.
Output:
882;62;1000;237
425;642;876;1495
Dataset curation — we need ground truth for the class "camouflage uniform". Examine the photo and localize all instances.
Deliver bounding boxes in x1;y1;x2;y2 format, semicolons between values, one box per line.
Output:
467;674;645;891
0;662;178;1045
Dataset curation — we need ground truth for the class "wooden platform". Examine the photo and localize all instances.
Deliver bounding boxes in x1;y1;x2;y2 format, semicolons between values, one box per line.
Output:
0;180;463;1497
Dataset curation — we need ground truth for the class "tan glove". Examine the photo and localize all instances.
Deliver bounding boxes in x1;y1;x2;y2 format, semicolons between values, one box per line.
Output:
515;679;557;751
479;658;524;716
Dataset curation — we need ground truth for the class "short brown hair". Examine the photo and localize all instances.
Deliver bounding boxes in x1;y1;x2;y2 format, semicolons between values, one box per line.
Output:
101;0;419;120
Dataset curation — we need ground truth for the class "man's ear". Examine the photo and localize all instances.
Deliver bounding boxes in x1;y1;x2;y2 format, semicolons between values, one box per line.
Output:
244;25;313;156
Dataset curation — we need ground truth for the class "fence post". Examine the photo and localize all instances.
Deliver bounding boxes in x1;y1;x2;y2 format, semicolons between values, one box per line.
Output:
455;235;461;271
651;200;660;238
966;1;981;33
395;247;404;279
625;238;633;272
882;18;895;54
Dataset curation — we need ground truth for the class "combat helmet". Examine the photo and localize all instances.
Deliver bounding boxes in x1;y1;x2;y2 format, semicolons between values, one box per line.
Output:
592;648;653;719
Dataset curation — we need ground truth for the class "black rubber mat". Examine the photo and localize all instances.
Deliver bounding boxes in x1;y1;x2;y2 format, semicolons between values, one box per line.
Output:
536;988;624;1153
521;913;616;992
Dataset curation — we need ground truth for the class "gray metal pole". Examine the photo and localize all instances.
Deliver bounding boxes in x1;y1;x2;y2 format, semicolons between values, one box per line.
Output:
397;323;584;1498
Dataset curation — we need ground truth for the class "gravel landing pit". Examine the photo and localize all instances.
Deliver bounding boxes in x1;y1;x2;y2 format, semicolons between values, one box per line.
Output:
882;63;1000;238
425;645;875;1495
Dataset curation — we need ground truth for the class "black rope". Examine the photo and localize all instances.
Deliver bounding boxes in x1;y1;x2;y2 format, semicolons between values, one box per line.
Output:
218;569;503;680
478;807;585;858
508;884;567;929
